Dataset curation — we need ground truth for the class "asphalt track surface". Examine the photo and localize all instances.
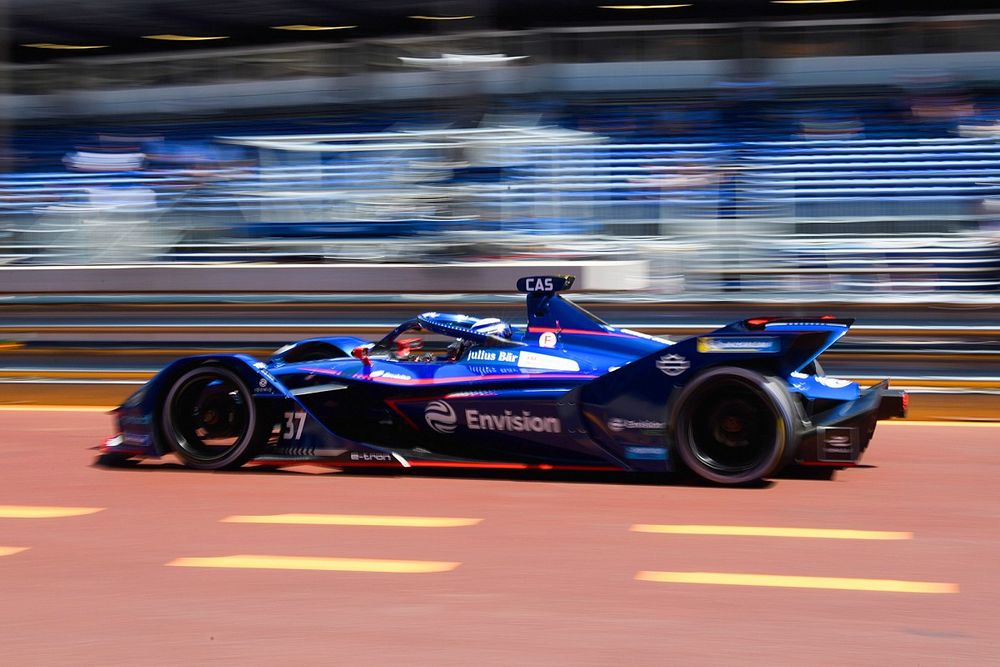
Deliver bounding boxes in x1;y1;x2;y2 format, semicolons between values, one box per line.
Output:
1;410;998;666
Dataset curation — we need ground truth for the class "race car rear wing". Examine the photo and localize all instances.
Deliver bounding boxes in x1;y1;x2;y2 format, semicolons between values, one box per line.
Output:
742;316;856;330
708;316;854;374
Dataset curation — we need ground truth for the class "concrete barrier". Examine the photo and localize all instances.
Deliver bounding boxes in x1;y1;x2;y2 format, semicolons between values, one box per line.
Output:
0;260;649;295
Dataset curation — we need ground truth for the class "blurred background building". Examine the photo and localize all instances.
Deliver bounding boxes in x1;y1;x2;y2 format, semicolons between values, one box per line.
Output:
2;0;1000;296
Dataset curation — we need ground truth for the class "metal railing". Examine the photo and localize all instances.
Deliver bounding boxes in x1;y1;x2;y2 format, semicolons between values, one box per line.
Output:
3;135;999;297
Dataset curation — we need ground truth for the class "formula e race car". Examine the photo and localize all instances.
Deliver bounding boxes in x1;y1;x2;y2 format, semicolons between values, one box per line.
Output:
100;275;906;484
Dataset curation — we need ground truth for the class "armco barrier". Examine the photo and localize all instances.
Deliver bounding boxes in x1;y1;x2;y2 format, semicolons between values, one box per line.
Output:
0;260;649;295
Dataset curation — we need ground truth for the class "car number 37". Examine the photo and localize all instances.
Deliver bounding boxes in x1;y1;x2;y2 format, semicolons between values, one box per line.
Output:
282;411;306;440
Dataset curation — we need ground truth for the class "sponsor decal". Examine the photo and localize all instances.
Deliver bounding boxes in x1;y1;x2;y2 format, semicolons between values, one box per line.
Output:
656;354;689;377
467;409;561;433
123;432;152;447
608;418;666;432
425;400;562;434
466;349;518;363
624;446;668;461
466;365;521;376
350;452;393;462
697;336;780;354
253;362;280;383
517;351;580;372
253;368;283;395
538;331;558;349
424;400;458;434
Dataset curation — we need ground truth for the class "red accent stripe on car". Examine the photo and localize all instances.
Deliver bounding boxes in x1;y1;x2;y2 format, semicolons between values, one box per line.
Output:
408;461;623;472
383;398;421;430
298;368;595;384
249;459;623;472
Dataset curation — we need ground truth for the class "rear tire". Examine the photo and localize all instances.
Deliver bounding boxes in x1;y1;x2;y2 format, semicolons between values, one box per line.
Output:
671;367;798;484
160;366;270;470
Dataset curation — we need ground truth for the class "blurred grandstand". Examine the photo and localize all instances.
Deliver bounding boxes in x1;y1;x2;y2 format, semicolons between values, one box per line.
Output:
2;1;1000;296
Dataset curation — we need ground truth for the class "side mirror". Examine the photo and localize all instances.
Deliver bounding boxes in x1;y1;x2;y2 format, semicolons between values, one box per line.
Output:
351;345;372;366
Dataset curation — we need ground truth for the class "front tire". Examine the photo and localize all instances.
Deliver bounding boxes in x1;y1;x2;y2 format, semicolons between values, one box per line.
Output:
160;366;270;470
671;367;799;484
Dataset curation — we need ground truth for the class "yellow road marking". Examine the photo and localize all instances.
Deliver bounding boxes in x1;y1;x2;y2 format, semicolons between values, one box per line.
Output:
636;571;957;594
0;547;29;557
0;405;115;412
0;505;104;518
221;513;482;528
167;555;459;573
631;524;912;540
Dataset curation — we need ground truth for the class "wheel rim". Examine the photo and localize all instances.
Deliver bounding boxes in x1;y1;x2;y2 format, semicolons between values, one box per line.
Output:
685;379;779;475
166;369;253;465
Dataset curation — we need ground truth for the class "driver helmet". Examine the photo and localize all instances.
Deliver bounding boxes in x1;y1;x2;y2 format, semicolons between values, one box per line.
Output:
470;317;512;339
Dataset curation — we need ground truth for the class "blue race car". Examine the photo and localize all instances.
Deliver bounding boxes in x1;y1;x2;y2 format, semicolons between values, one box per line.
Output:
100;275;906;484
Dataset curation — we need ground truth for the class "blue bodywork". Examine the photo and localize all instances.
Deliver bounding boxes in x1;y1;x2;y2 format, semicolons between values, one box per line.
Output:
104;275;905;478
